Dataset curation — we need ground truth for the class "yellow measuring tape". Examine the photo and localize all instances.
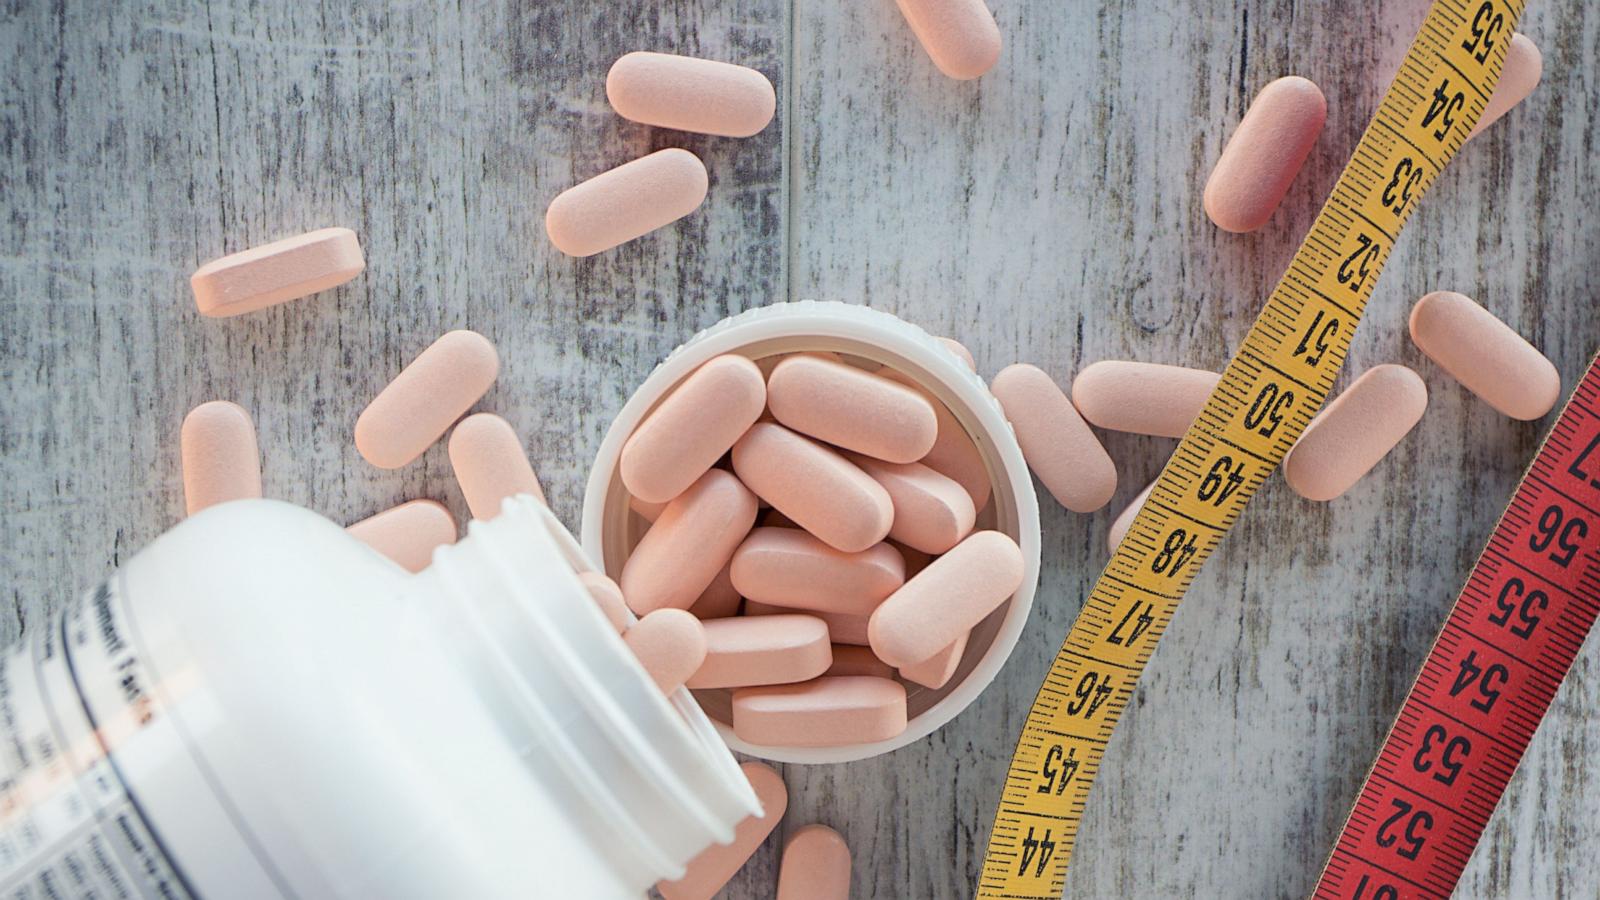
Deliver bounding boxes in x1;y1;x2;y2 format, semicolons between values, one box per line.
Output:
977;2;1525;896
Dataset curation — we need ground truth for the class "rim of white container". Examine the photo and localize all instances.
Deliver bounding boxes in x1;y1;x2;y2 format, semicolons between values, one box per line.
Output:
580;301;1042;764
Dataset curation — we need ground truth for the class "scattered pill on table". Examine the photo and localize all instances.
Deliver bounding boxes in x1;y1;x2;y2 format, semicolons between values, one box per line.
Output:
657;762;787;900
731;422;894;553
825;645;897;678
847;453;976;553
1468;33;1542;140
892;0;1003;80
766;354;938;463
620;469;758;614
687;614;833;689
777;824;852;900
545;148;709;257
190;227;364;317
1107;482;1156;553
180;400;263;515
732;675;909;746
868;530;1024;667
730;527;905;615
606;51;776;138
578;571;632;633
1409;291;1559;420
624;608;707;695
1203;76;1326;234
346;499;457;573
1284;365;1428;502
354;330;500;469
448;413;545;518
991;363;1118;512
1072;360;1221;438
898;630;968;690
621;354;767;503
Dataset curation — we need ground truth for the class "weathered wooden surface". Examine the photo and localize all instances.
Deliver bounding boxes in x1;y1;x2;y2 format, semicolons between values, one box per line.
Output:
2;1;1596;897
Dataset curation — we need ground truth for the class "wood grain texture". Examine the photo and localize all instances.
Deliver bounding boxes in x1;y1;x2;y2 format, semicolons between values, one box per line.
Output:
1;1;1596;898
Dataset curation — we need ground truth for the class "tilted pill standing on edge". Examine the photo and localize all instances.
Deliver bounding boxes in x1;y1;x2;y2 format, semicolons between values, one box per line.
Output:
881;369;993;510
687;614;833;689
892;0;1002;81
990;363;1118;512
545;148;709;257
1283;365;1428;502
732;676;909;747
448;413;546;518
730;527;905;616
190;227;364;317
1072;360;1221;438
619;469;758;614
623;609;707;695
656;762;787;900
846;453;976;554
776;824;852;900
180;401;263;515
1468;33;1542;140
869;530;1025;667
354;330;500;469
731;422;894;553
606;52;776;138
1107;481;1156;553
620;354;767;504
765;353;939;463
1408;290;1559;420
1203;76;1327;234
346;500;457;573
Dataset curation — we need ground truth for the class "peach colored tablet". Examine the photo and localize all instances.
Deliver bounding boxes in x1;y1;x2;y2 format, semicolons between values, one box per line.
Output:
1203;76;1326;233
898;631;967;690
1072;360;1220;438
190;227;364;317
545;149;708;257
745;601;871;646
578;571;631;633
1107;482;1156;553
620;469;758;614
657;762;787;900
991;363;1118;512
868;530;1024;667
1468;33;1541;140
355;331;499;469
766;355;938;463
621;355;767;503
624;609;707;695
848;454;976;553
938;337;976;371
731;423;893;553
687;564;742;620
1408;291;1559;420
883;370;993;509
607;52;776;138
448;413;545;519
732;676;908;746
346;500;456;573
180;401;263;515
730;527;905;615
1283;365;1428;501
777;824;851;900
825;645;896;678
687;614;832;689
893;0;1002;80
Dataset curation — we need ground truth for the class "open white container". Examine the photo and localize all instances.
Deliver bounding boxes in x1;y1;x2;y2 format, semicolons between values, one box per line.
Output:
580;301;1042;764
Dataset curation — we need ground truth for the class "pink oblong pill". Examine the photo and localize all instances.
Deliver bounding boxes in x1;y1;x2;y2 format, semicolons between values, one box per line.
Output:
882;370;993;510
687;614;833;689
846;453;976;554
1283;365;1428;502
991;364;1118;512
621;355;767;503
898;630;968;690
766;355;938;463
687;563;743;620
1072;361;1220;438
620;469;758;614
729;527;905;616
731;423;893;553
745;601;871;647
607;52;776;138
346;499;457;573
868;530;1024;667
180;401;263;515
190;227;364;317
893;0;1002;81
657;762;787;900
1468;34;1541;140
448;413;545;519
825;645;896;678
732;676;908;747
578;571;631;633
777;824;851;900
355;331;500;469
1107;481;1156;553
1203;76;1327;233
938;337;976;371
1408;291;1558;420
624;609;707;695
545;149;709;257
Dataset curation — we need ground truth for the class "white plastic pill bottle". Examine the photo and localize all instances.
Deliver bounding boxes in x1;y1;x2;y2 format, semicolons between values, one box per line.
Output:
0;496;756;899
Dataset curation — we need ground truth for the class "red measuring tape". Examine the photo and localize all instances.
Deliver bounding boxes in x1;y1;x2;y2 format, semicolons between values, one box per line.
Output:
1315;353;1600;899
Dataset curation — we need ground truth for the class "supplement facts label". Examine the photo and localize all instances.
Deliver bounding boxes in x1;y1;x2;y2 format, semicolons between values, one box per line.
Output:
0;579;195;899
